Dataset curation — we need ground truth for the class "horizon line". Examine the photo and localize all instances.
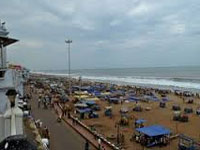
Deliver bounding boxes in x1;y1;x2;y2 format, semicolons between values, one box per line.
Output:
32;65;200;71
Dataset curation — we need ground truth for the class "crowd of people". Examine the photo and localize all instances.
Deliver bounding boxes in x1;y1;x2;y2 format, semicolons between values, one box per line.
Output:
26;74;200;150
35;120;50;140
27;77;112;150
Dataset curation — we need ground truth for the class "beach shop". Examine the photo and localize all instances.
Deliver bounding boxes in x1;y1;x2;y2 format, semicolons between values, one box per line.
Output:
134;125;171;147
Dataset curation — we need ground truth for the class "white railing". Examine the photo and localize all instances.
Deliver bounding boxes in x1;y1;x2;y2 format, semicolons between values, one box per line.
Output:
10;108;17;135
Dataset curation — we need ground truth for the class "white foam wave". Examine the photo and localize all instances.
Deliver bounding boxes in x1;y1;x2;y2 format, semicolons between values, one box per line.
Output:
30;71;200;90
30;71;78;78
81;75;200;90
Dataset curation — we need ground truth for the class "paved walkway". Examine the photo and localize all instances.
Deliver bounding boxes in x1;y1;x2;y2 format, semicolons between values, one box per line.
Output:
54;104;117;150
28;89;88;150
27;85;118;150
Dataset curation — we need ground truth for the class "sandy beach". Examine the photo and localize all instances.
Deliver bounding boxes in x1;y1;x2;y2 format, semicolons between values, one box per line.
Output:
27;73;200;150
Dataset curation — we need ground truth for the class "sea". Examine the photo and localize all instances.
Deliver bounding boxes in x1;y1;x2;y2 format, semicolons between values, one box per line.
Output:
33;66;200;93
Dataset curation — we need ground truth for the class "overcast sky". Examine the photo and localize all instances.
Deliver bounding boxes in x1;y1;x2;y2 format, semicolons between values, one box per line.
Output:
1;0;200;70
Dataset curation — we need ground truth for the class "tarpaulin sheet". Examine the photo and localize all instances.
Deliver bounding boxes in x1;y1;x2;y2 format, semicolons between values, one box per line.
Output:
135;119;146;124
162;97;169;101
84;100;96;105
77;108;91;114
128;96;140;101
136;125;171;137
110;98;120;101
144;95;159;101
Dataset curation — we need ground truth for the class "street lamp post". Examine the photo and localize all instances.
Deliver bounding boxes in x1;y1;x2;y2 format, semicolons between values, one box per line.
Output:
65;39;72;97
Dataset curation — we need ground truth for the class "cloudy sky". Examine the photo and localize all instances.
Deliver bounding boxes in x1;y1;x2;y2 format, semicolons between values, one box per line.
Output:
1;0;200;70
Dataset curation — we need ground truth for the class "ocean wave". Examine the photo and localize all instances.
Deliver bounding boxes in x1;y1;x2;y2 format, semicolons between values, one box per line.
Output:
81;75;200;90
30;71;79;77
30;71;200;91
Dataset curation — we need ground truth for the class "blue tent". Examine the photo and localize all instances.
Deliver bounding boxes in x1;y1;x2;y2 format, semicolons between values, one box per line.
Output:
80;86;92;92
85;100;96;105
72;86;80;90
128;92;136;96
152;95;159;101
144;95;159;101
92;90;101;96
136;125;171;137
115;90;125;95
135;119;146;124
77;108;92;114
80;100;96;106
109;98;120;103
129;96;140;102
162;97;169;101
93;85;105;90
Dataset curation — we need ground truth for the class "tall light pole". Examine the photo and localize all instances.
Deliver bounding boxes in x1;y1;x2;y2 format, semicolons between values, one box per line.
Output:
65;39;72;97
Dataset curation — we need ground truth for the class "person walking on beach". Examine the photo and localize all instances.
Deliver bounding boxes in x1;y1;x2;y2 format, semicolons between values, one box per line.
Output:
38;97;41;108
42;96;45;108
43;96;48;109
44;126;50;139
62;104;67;117
84;140;89;150
72;118;75;125
48;94;52;106
57;114;62;123
68;111;71;119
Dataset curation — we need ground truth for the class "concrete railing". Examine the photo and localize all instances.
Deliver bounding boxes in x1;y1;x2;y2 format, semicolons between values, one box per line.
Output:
10;109;17;135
